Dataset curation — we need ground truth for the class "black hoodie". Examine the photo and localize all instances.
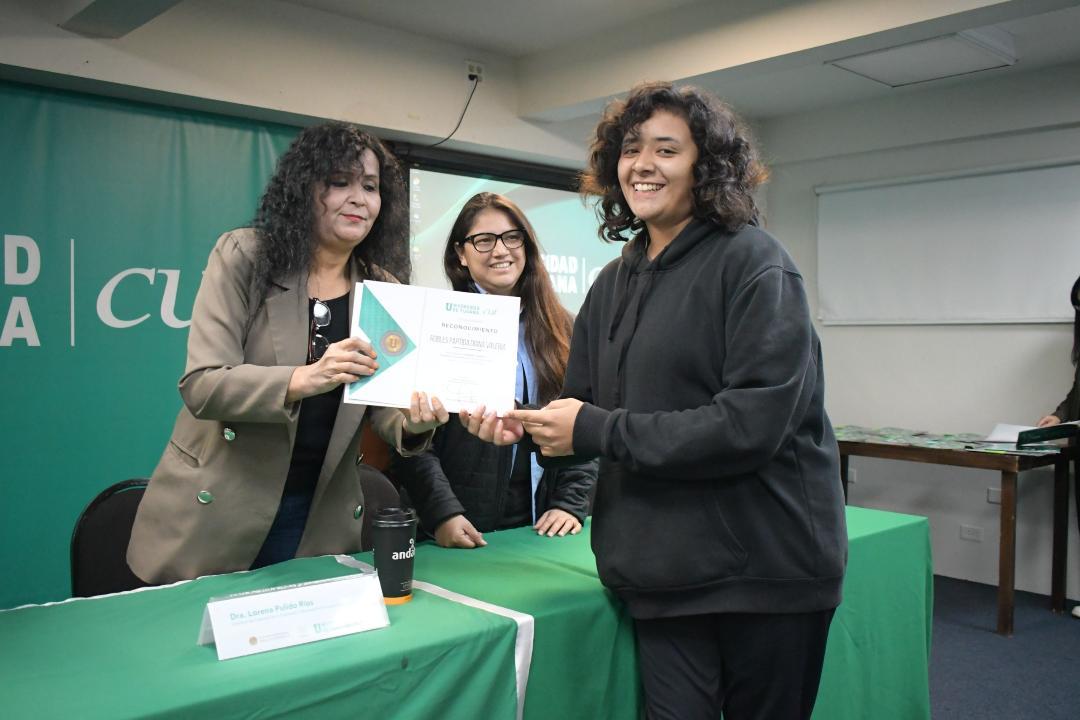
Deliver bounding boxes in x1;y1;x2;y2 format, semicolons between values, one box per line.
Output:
553;218;846;619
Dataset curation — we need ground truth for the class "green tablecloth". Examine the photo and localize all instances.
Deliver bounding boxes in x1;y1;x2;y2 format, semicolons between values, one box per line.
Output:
815;506;933;720
0;507;930;719
0;558;521;719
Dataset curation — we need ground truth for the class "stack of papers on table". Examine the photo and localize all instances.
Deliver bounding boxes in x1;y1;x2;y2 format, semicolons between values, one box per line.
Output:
984;424;1036;443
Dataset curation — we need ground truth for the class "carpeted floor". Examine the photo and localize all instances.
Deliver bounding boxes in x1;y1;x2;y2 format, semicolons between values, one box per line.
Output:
930;575;1080;719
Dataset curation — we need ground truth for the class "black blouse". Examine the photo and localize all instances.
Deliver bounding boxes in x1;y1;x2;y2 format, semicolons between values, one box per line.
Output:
283;292;350;496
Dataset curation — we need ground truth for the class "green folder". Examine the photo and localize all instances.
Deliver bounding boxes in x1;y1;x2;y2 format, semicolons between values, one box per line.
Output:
1016;424;1079;447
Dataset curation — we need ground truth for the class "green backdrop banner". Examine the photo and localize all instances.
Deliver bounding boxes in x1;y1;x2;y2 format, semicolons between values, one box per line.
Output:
0;81;299;607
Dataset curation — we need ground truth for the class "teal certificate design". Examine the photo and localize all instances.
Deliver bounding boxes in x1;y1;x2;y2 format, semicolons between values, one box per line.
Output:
344;281;520;414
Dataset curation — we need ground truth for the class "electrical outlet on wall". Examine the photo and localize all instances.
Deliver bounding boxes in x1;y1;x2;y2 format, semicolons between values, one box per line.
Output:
846;469;857;484
959;524;983;542
987;487;1001;504
465;60;484;85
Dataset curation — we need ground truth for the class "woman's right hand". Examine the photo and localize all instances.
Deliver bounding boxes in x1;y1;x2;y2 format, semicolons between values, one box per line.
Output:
434;515;487;548
1037;414;1061;428
458;404;525;446
287;337;378;402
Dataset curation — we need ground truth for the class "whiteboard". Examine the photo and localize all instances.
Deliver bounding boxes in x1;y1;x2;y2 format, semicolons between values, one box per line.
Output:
816;162;1080;325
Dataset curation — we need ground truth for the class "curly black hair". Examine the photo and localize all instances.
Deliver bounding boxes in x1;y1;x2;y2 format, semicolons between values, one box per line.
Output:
250;122;410;305
580;81;769;241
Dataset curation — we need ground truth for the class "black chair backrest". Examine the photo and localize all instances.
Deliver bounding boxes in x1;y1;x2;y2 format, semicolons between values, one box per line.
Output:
70;479;150;597
359;469;401;552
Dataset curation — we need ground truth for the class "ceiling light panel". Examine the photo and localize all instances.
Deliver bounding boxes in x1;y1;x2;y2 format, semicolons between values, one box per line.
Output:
829;28;1016;87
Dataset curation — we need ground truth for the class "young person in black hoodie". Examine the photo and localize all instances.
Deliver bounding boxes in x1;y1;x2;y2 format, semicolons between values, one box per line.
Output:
461;82;848;719
391;192;595;548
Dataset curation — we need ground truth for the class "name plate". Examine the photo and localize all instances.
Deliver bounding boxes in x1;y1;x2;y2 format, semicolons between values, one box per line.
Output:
196;573;389;660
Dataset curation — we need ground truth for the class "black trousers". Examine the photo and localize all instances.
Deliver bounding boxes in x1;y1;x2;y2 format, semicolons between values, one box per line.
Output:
635;609;835;720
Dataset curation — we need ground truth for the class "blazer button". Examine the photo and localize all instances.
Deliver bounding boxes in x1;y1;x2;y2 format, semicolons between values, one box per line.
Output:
353;504;364;520
355;452;365;466
223;428;236;442
197;490;214;505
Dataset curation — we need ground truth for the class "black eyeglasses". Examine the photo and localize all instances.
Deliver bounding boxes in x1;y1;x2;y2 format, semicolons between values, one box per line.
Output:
308;299;331;364
460;229;526;253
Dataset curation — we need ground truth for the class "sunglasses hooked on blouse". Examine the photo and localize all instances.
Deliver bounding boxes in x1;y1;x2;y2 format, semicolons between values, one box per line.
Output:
308;298;331;363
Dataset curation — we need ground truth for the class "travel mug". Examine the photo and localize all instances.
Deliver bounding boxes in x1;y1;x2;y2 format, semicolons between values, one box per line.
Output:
371;507;418;604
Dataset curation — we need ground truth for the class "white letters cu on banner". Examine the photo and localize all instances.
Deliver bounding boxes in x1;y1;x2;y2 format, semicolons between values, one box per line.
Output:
2;234;192;347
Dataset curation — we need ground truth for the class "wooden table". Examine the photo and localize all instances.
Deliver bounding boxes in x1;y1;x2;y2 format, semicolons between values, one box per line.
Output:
838;439;1071;636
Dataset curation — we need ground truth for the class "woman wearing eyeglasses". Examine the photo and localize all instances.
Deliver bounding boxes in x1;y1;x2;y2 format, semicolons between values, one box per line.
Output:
128;122;447;584
388;192;595;548
1035;274;1080;618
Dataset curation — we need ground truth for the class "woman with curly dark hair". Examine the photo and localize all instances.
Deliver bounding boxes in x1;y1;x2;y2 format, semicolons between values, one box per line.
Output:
129;122;447;583
390;193;595;548
465;82;847;719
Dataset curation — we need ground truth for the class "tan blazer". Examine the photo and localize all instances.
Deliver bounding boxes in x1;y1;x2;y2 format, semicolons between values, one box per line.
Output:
128;229;428;584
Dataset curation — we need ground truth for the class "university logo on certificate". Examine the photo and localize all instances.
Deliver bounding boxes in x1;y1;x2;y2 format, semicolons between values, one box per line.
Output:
344;281;520;414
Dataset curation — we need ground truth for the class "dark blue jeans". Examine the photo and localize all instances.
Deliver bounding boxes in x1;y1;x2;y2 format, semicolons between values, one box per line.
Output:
250;492;313;570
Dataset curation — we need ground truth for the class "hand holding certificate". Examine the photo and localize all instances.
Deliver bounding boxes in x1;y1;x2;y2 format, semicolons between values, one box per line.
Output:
345;281;520;414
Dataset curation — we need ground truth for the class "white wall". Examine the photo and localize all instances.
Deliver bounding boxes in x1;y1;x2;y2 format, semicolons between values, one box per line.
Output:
5;0;1060;161
758;61;1080;599
0;0;591;167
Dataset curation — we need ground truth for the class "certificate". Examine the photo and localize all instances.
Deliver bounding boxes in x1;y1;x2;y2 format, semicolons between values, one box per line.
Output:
344;281;520;414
